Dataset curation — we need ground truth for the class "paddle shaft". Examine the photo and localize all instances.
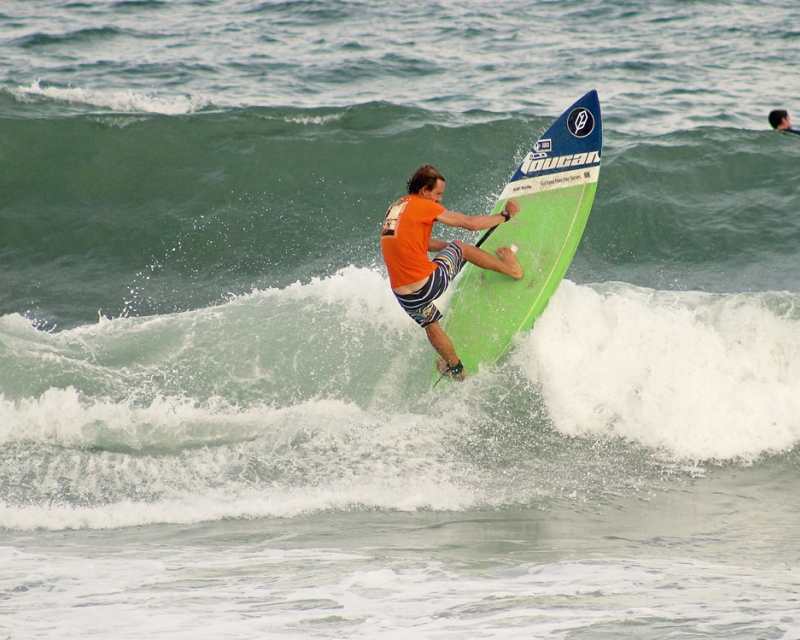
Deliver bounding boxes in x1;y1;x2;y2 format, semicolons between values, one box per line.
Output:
475;225;496;248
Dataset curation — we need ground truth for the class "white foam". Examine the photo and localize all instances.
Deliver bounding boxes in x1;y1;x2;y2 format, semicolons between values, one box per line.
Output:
0;387;271;449
9;272;800;531
0;476;475;532
515;281;800;460
9;80;211;115
4;546;798;639
0;379;479;530
279;113;344;125
267;266;410;324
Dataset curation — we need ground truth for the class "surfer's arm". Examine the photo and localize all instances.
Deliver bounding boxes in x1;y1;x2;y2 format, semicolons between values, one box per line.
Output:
436;199;519;231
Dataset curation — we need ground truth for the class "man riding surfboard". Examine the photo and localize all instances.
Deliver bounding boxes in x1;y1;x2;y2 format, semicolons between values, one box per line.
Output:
380;164;523;381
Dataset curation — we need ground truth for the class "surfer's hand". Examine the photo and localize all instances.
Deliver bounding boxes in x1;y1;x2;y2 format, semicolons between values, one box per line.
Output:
505;199;521;217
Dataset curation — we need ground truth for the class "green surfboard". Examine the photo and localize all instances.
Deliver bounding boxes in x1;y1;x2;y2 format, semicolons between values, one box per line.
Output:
435;90;602;380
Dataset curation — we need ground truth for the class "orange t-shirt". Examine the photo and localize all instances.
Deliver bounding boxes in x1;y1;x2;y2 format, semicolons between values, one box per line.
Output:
380;195;445;288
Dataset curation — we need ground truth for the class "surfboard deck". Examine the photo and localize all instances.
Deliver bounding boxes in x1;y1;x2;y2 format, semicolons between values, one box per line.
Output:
434;90;602;383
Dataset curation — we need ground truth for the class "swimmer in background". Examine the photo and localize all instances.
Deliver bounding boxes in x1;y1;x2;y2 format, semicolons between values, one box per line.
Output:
768;110;800;135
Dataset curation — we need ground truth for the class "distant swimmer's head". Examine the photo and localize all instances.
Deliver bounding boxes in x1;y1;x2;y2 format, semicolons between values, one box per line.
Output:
768;109;791;130
407;164;445;202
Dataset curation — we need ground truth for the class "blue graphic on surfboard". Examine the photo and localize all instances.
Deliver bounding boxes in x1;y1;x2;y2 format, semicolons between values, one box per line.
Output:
435;90;602;382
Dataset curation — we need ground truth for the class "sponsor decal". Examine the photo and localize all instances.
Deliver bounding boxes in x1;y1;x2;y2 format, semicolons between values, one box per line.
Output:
520;139;554;168
533;139;552;154
500;166;599;199
381;198;407;237
519;150;600;175
567;107;595;138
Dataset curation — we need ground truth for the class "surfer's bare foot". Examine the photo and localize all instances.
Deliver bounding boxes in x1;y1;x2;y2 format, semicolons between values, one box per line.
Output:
436;356;467;382
496;247;523;279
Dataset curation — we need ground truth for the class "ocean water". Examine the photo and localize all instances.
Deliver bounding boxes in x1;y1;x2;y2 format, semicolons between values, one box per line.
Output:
2;1;800;637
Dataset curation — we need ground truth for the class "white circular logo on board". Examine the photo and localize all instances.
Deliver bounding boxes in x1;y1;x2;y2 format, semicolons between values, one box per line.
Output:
567;108;595;138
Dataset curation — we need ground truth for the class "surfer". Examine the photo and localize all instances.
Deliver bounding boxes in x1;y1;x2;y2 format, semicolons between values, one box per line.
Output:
381;164;523;381
768;110;800;135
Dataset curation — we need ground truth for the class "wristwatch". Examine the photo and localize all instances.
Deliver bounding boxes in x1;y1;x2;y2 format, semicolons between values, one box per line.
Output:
500;210;511;222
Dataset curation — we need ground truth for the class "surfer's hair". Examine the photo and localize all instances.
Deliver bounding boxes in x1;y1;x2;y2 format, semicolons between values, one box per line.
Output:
769;109;788;129
407;164;445;195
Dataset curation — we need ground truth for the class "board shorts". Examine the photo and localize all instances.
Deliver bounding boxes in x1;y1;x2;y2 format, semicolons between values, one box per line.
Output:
394;243;465;328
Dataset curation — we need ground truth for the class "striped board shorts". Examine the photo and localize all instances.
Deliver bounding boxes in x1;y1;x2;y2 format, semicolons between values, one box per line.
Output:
394;242;465;328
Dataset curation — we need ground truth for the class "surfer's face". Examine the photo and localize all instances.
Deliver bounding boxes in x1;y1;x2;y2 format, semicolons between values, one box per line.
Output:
420;179;445;203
